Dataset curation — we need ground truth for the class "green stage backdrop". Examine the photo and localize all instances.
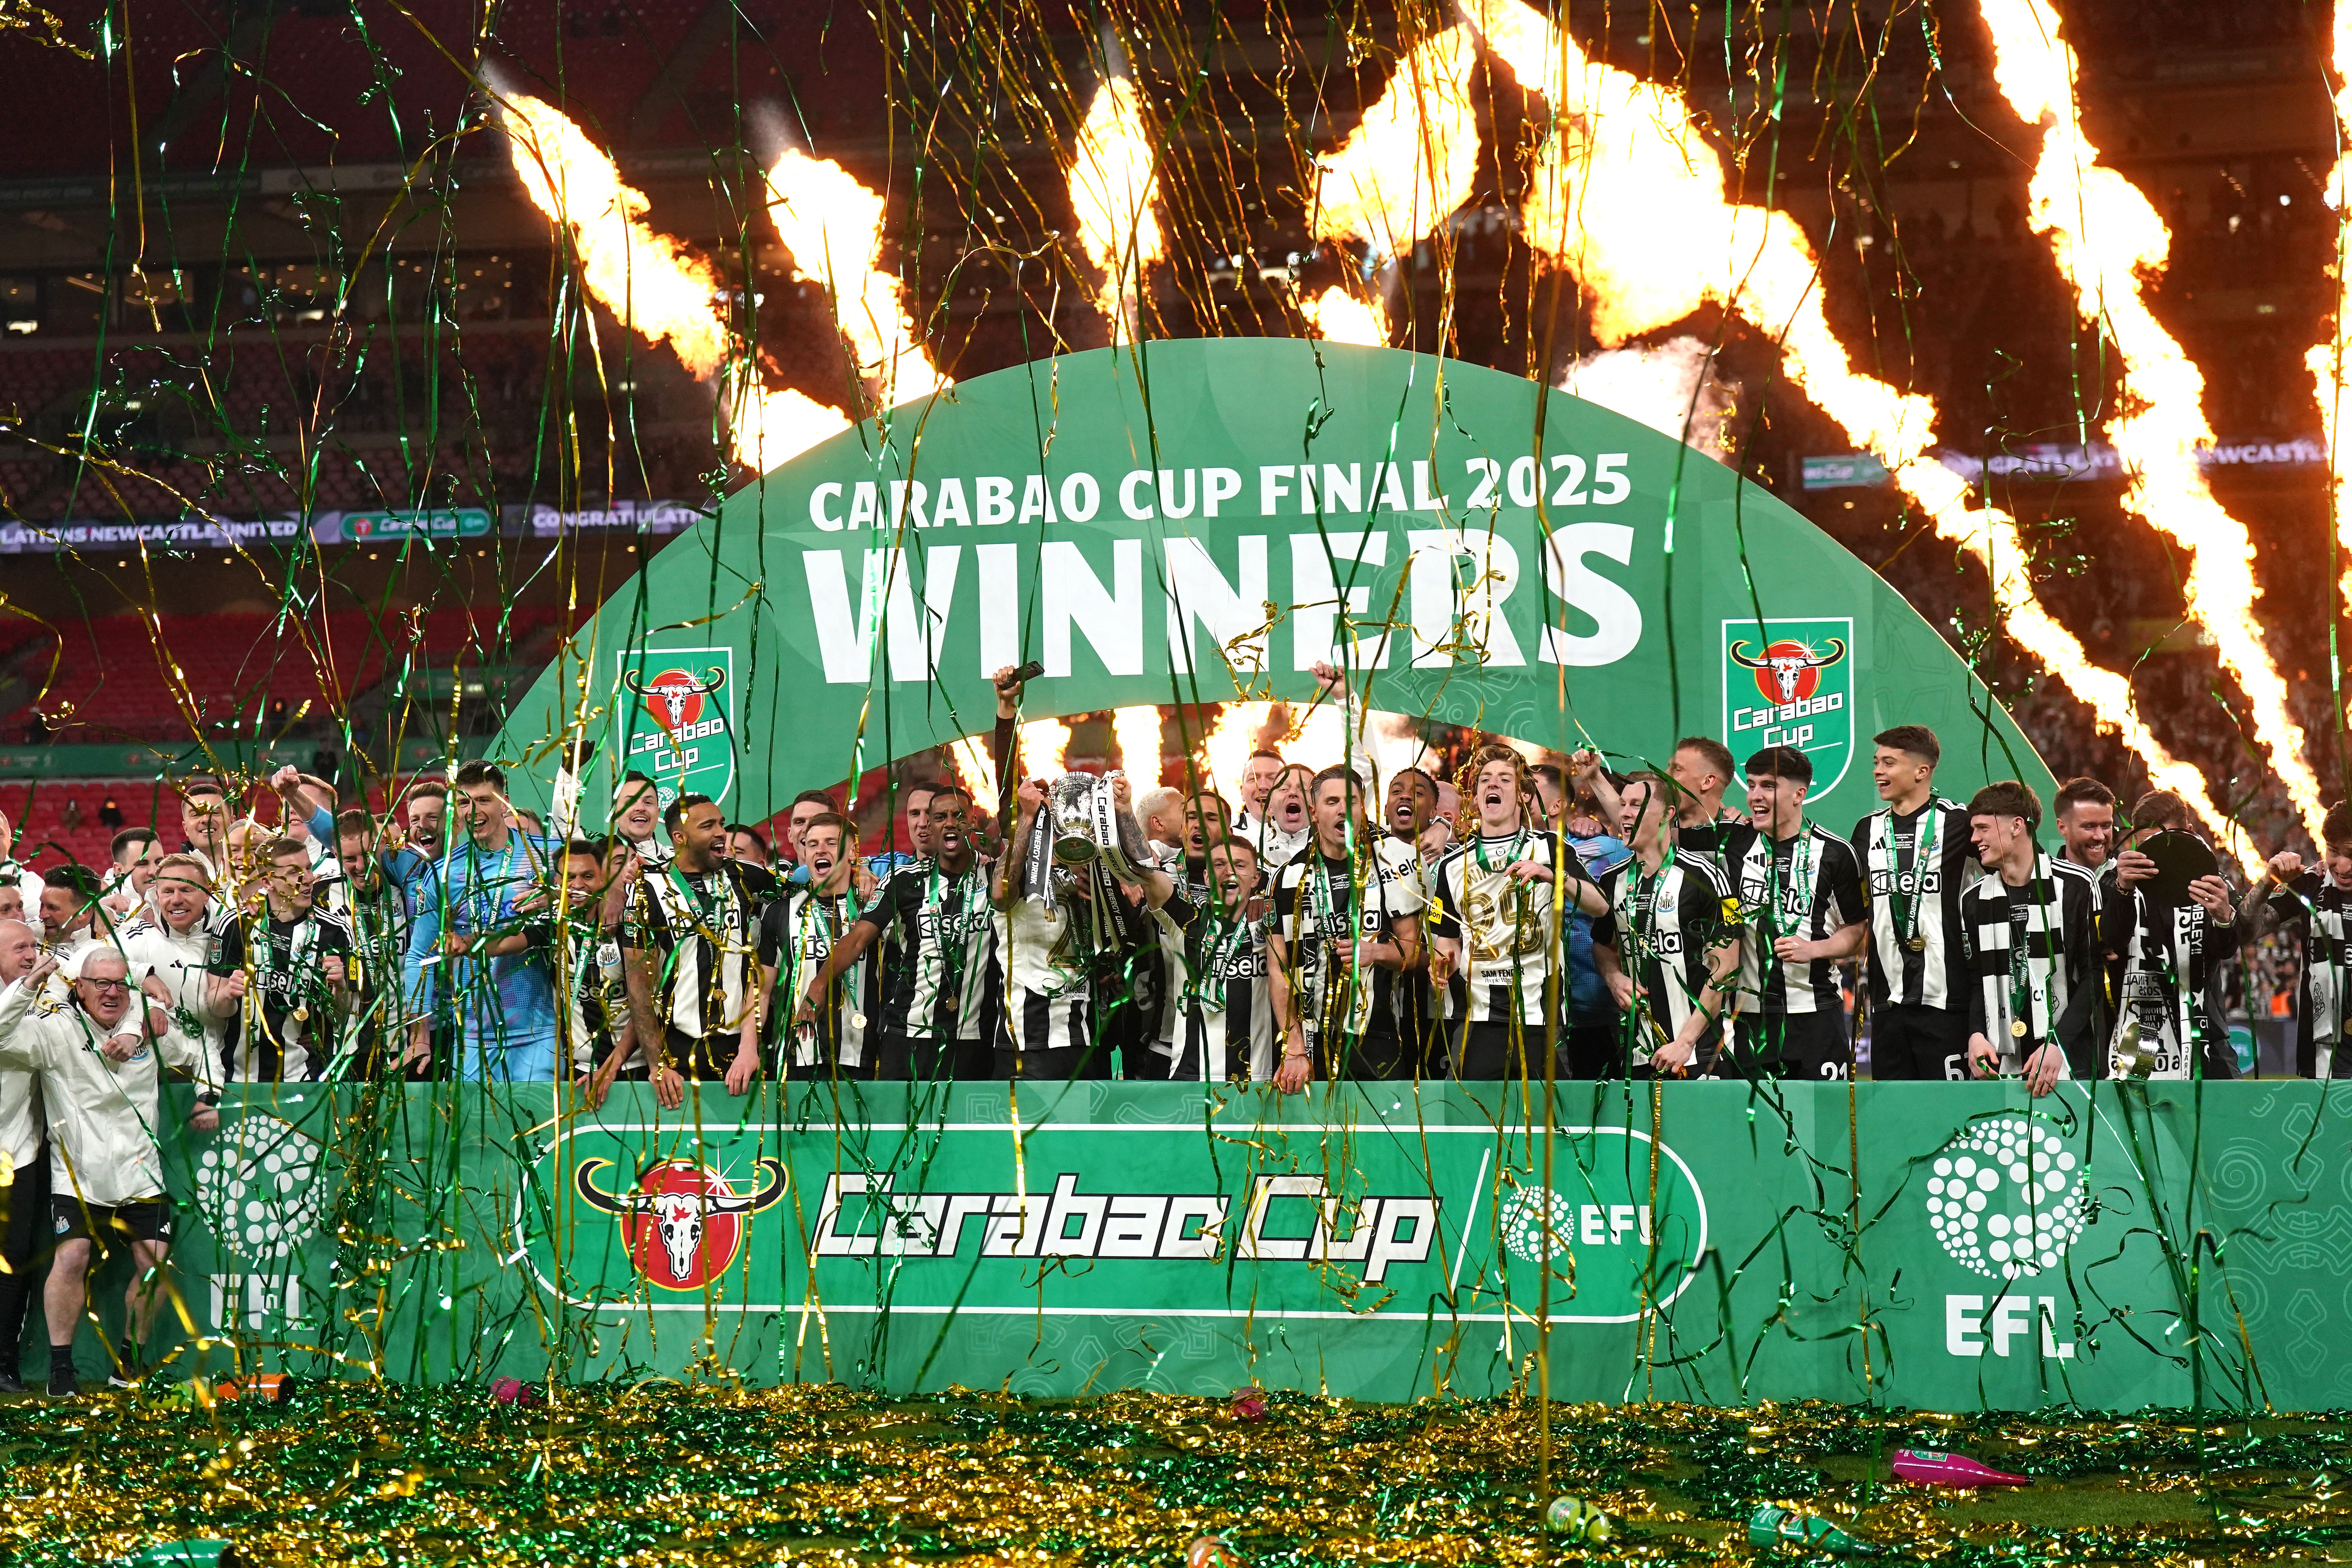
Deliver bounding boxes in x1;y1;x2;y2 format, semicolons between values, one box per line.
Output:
488;341;2052;821
103;1081;2352;1412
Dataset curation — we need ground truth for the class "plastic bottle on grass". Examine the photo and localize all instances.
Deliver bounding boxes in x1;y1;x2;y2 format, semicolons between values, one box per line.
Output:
1749;1504;1880;1555
111;1542;246;1568
1890;1449;2027;1487
1544;1497;1615;1541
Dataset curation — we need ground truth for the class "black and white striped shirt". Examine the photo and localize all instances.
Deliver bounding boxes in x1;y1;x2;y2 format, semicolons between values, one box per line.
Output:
1730;825;1865;1017
2265;871;2352;1076
1270;839;1426;1041
553;919;624;1074
2100;865;2233;1080
860;859;996;1042
1166;891;1272;1080
1852;799;1975;1010
995;897;1092;1059
1594;854;1738;1069
1958;855;2102;1076
626;861;758;1042
760;888;876;1070
1427;829;1593;1026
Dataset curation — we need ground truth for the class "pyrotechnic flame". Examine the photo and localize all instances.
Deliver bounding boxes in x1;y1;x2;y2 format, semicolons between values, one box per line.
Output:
1110;706;1162;782
1201;702;1273;803
499;89;852;471
947;735;999;820
1304;285;1387;346
1314;26;1481;263
499;89;731;380
1020;717;1071;780
732;384;852;475
1457;0;2250;858
1979;0;2324;847
1559;336;1736;458
1067;67;1165;345
2310;3;2352;635
763;146;949;411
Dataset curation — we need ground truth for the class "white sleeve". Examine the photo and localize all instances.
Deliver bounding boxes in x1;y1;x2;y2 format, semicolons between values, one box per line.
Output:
0;982;48;1072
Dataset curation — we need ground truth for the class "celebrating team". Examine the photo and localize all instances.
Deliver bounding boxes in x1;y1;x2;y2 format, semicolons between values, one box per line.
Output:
0;665;2337;1391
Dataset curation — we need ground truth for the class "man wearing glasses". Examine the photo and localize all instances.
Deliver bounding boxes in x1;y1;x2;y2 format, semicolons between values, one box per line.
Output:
0;945;218;1396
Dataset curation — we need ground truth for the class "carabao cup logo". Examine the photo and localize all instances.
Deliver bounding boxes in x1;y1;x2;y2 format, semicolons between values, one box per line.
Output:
574;1156;787;1291
614;645;736;807
1924;1115;2088;1280
1723;616;1855;795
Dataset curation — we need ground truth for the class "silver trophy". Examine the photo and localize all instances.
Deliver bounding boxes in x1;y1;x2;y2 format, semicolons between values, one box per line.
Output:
1046;771;1142;875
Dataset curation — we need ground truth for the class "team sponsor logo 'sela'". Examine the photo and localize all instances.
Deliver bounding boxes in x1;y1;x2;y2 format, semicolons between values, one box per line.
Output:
615;646;735;807
575;1155;787;1291
1924;1114;2086;1359
1723;617;1853;794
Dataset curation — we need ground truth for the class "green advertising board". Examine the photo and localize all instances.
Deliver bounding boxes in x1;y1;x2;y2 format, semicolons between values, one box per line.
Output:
487;341;2051;820
104;1080;2352;1411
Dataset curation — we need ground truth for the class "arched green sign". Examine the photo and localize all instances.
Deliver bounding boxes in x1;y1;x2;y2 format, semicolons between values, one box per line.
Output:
491;340;2049;824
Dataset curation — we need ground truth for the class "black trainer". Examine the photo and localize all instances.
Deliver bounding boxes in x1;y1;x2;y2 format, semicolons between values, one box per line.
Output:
0;1371;26;1394
46;1364;75;1399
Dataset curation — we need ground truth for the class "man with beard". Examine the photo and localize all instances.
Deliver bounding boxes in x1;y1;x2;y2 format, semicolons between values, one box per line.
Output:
1270;766;1426;1087
0;919;45;1390
2250;801;2352;1078
795;785;997;1082
1384;764;1448;1065
1958;781;2103;1096
336;810;411;1078
623;794;764;1105
207;837;353;1083
993;771;1178;1078
565;839;643;1106
2054;778;2118;872
1593;773;1742;1077
119;855;231;1081
1165;836;1271;1080
2102;790;2239;1080
0;946;217;1395
98;829;161;922
1425;745;1608;1080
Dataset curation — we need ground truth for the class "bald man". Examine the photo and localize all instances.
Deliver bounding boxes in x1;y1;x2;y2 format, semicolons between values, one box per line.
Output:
0;946;217;1395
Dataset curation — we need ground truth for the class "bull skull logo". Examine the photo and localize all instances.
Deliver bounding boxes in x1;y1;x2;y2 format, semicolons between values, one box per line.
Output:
574;1155;786;1288
1728;636;1847;705
622;664;728;735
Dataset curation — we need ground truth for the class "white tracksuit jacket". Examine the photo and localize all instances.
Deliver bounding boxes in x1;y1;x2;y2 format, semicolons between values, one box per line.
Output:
0;978;214;1209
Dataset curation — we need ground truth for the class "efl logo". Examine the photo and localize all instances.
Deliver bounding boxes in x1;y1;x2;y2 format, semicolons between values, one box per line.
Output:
1925;1115;2087;1360
1722;617;1855;795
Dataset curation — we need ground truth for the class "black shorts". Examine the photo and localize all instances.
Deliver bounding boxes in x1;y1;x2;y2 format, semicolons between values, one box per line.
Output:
1450;1020;1553;1081
53;1195;171;1248
1869;1003;1971;1081
1729;1012;1852;1081
1312;1029;1421;1081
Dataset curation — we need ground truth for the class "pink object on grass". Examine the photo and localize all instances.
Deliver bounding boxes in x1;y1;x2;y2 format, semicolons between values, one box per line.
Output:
1891;1447;2028;1487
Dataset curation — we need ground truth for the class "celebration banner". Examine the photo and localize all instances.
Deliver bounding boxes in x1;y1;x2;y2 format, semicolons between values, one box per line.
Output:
488;341;2054;822
102;1080;2352;1411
